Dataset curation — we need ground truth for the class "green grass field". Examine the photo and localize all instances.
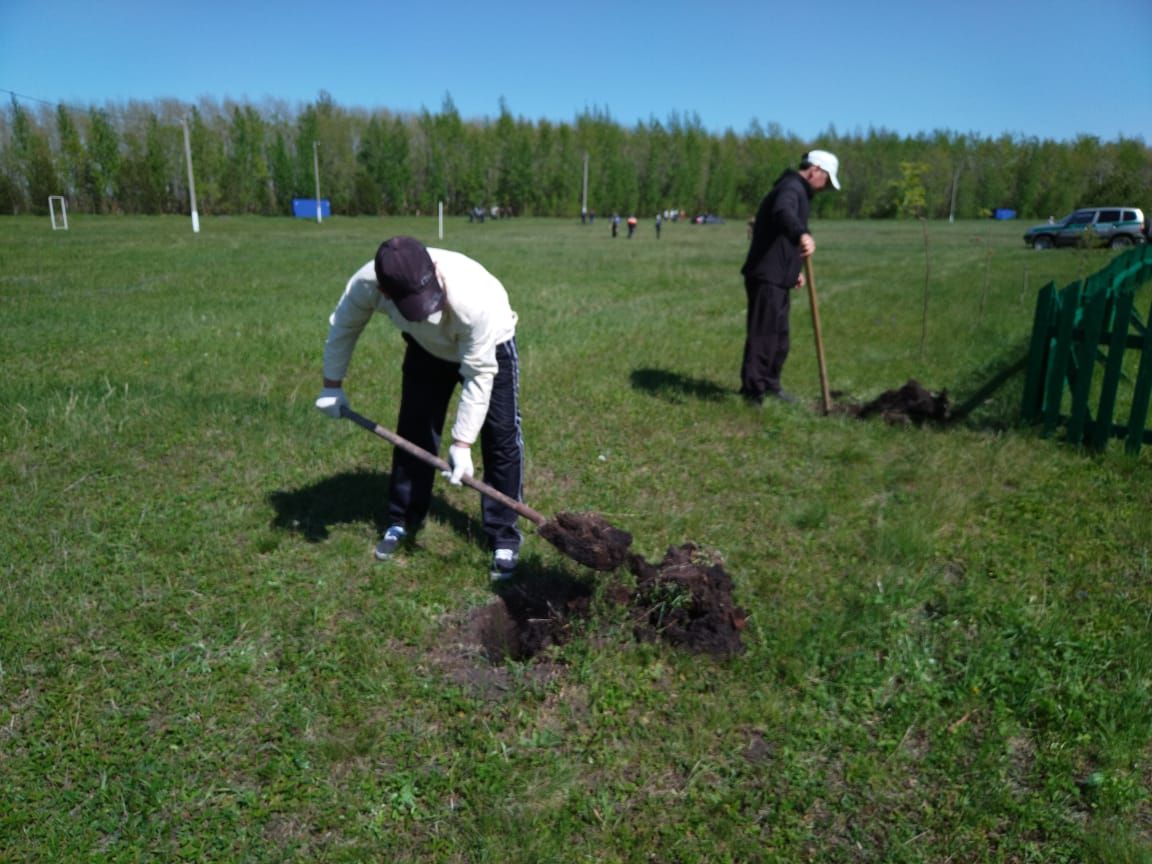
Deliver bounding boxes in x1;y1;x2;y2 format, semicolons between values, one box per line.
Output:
2;214;1150;862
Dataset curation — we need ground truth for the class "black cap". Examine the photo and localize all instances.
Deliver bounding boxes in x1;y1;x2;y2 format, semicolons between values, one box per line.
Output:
373;236;445;322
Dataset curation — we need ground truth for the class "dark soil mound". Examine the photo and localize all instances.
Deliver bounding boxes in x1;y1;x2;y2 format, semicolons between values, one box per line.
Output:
840;379;950;425
627;544;748;656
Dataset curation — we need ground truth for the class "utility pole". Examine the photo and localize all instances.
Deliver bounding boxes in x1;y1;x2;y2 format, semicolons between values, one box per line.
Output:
581;151;589;218
948;164;962;224
313;141;322;224
182;117;200;233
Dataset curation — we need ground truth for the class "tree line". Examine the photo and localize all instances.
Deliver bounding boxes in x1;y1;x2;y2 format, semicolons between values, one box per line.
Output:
1;91;1148;222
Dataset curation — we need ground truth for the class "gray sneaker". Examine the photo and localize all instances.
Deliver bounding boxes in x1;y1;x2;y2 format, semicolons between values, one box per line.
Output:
489;548;519;582
374;524;408;561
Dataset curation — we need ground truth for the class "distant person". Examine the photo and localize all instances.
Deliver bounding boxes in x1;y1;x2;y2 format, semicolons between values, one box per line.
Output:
315;236;525;581
739;150;841;406
627;215;638;238
611;213;620;238
655;213;662;239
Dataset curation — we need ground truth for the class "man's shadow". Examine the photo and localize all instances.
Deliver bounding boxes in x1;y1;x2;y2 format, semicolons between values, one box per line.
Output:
266;468;477;543
267;469;596;623
630;367;731;404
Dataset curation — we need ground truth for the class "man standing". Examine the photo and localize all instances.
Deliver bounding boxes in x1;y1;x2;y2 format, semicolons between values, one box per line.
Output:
315;236;524;581
739;150;840;405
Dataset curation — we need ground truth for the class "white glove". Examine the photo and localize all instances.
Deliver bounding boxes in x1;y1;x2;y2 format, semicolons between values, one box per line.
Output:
315;387;349;419
444;444;473;486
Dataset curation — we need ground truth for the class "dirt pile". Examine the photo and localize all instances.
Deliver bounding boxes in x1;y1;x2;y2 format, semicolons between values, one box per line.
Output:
839;378;951;425
627;544;748;656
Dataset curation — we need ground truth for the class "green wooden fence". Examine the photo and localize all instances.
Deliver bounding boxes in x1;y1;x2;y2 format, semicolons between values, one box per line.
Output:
1020;244;1152;454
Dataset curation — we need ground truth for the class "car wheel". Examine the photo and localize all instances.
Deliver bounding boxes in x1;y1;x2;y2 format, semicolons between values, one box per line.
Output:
1032;236;1053;250
1109;236;1133;249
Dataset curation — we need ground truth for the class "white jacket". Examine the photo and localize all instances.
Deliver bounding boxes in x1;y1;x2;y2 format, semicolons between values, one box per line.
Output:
323;248;517;444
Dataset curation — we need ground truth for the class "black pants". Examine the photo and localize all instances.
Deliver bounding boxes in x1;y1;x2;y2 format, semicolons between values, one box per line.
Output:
740;277;791;399
388;337;524;552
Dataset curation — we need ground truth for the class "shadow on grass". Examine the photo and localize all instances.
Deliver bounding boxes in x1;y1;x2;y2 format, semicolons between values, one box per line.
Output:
947;343;1030;432
267;467;482;543
630;367;731;403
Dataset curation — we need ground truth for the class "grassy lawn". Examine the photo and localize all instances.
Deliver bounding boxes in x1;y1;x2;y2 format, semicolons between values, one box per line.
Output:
1;214;1150;862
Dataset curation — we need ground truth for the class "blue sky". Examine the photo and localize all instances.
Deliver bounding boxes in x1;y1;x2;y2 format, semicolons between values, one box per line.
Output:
2;0;1149;142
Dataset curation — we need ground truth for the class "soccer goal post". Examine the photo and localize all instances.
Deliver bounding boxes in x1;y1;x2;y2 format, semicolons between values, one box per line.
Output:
49;196;68;230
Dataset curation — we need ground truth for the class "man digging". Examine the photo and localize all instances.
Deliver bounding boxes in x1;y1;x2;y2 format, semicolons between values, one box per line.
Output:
315;236;524;582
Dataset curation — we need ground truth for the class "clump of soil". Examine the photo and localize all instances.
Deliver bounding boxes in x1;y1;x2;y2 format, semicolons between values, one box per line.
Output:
627;544;747;656
538;511;634;571
837;378;951;425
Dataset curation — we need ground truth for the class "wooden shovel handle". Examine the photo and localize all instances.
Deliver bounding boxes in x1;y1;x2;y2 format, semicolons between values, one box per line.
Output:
341;407;546;525
804;256;833;415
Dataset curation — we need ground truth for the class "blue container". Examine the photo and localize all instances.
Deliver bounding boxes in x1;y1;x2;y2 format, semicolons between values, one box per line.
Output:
292;198;331;219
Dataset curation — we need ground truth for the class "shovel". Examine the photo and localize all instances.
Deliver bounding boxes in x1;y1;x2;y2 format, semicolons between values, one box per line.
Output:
340;406;633;571
804;256;833;415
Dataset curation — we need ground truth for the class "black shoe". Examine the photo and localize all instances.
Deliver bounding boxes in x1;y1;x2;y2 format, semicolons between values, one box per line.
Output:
740;389;764;408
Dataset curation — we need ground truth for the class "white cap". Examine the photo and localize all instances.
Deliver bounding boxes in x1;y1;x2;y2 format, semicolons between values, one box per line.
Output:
805;150;840;190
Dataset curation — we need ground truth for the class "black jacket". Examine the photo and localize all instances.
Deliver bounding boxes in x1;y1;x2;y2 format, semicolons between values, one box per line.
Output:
741;170;813;286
